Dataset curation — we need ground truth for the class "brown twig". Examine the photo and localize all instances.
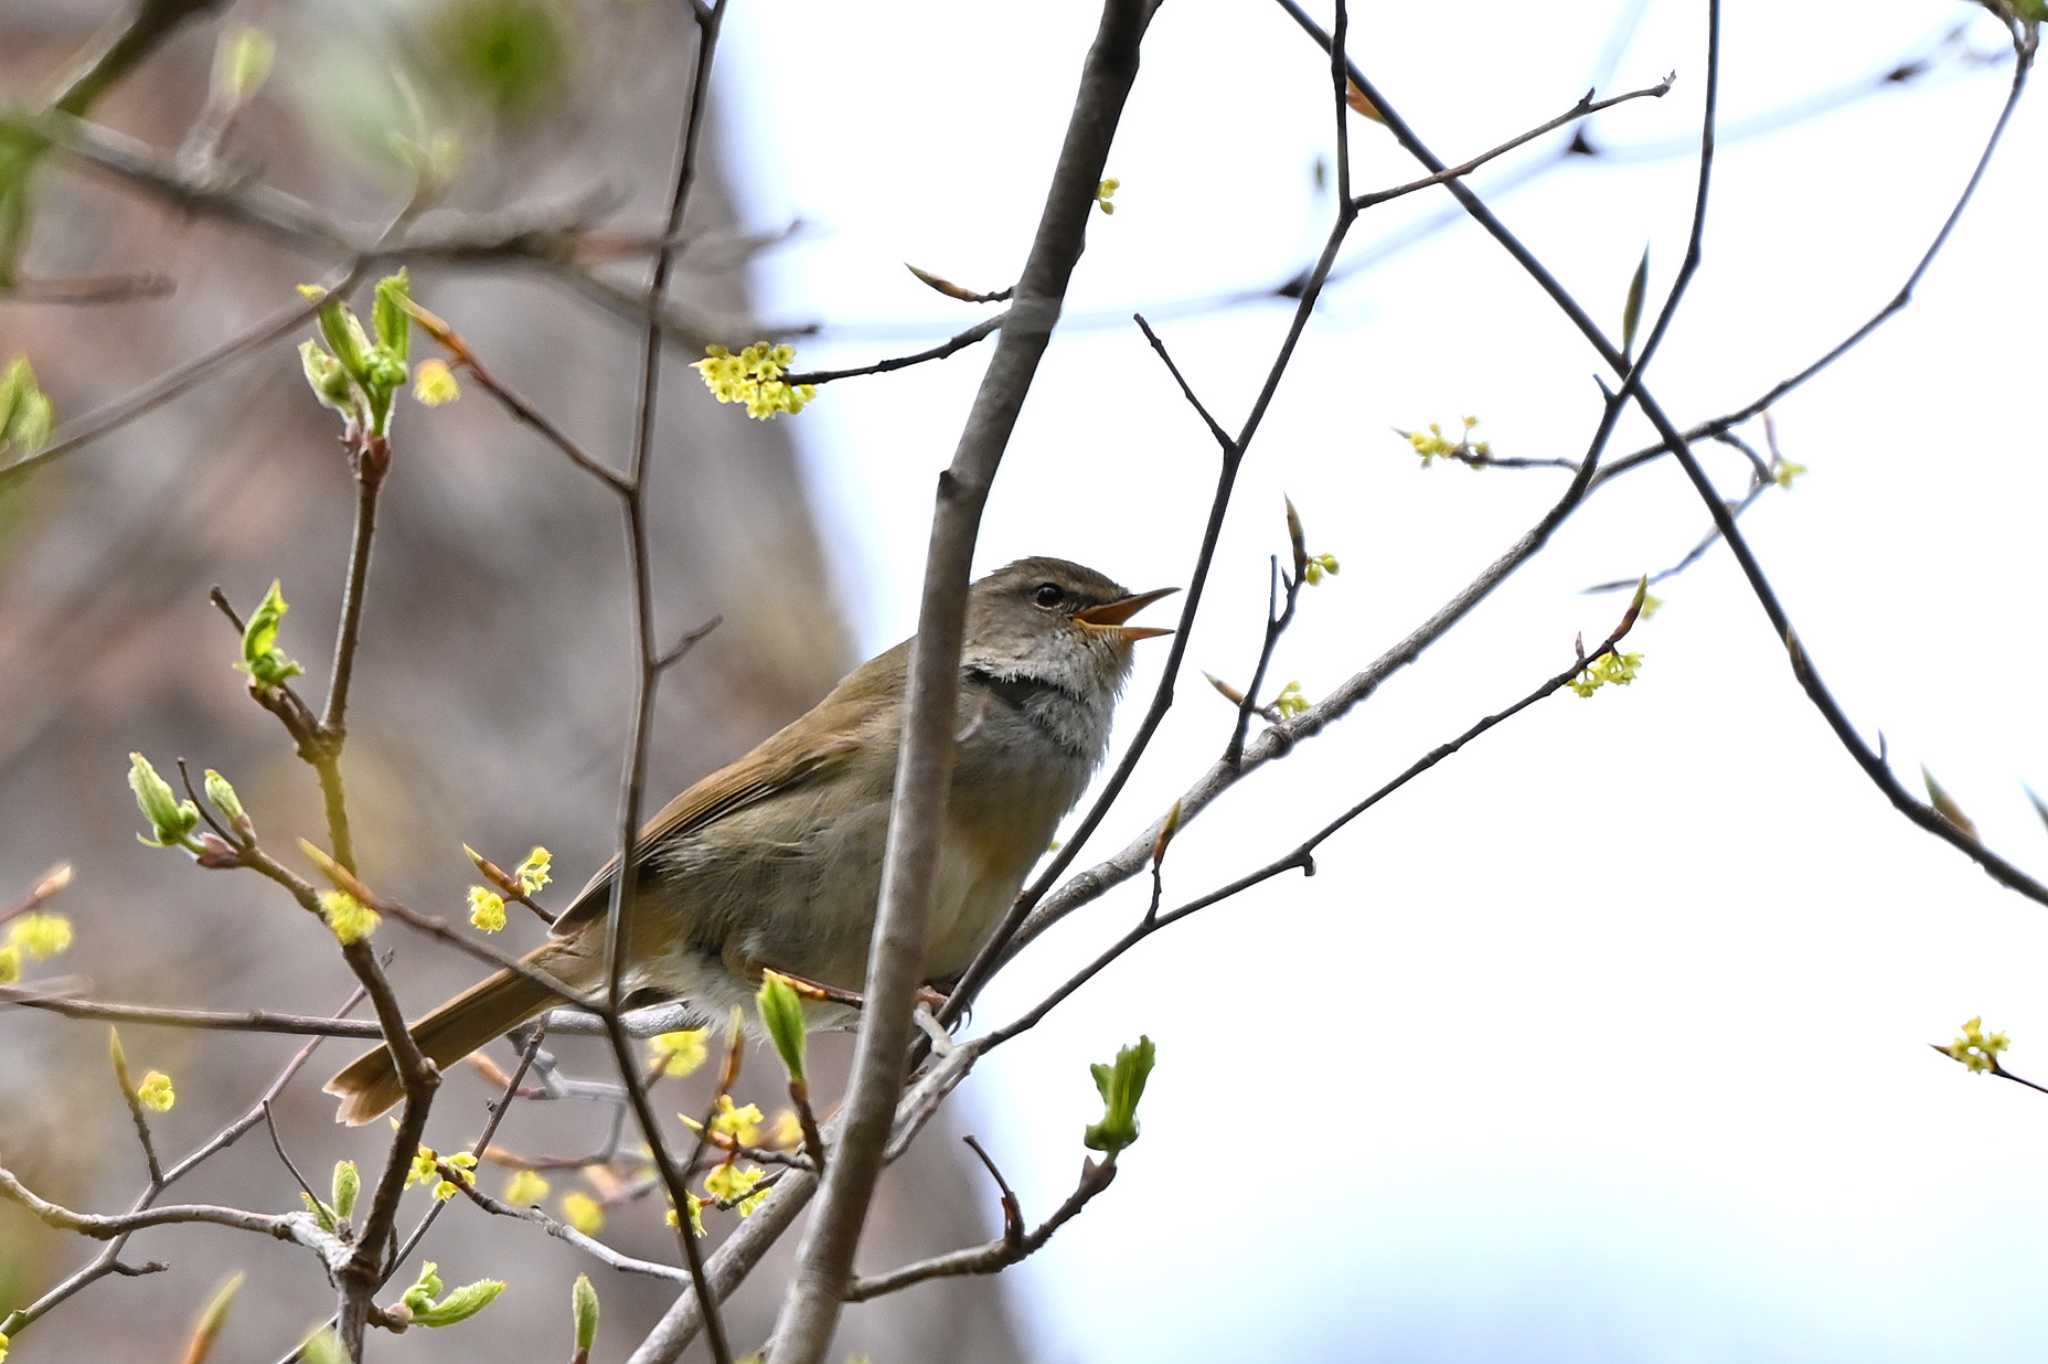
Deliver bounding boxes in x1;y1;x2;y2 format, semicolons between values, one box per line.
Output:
841;1142;1117;1301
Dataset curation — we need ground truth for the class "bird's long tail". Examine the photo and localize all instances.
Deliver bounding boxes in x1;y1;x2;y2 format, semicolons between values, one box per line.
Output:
323;941;588;1125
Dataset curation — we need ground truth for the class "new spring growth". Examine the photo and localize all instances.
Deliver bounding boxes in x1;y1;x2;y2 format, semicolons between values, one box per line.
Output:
560;1192;604;1236
0;355;54;455
503;1169;549;1206
236;580;304;689
1084;1035;1155;1154
704;1161;769;1216
571;1274;599;1356
332;1159;360;1221
130;752;202;850
468;886;507;933
1151;799;1182;871
213;25;274;102
295;272;417;437
1271;680;1310;720
1922;767;1977;840
648;1028;708;1078
109;1026;171;1113
1402;415;1492;469
682;1096;764;1148
399;1261;505;1329
203;768;253;842
757;970;807;1084
1944;1016;2011;1073
1095;177;1120;214
692;343;816;420
666;1192;707;1236
1570;577;1650;697
183;1271;246;1364
299;1328;345;1364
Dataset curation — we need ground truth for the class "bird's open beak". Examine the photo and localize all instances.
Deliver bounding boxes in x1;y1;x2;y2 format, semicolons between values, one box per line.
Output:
1074;586;1179;642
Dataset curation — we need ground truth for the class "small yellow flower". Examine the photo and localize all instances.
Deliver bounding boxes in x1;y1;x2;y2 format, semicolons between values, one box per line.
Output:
1569;651;1647;698
665;1192;707;1237
9;911;73;960
431;1150;477;1201
1095;177;1120;215
1271;680;1310;720
319;890;379;945
136;1069;176;1112
513;846;552;894
503;1168;550;1205
1401;416;1492;468
649;1028;709;1078
560;1191;604;1236
1;1327;10;1361
769;1109;804;1150
1639;592;1664;621
703;1161;768;1216
1302;552;1340;586
0;944;20;985
405;1145;441;1190
412;358;460;406
709;1095;763;1146
1945;1015;2011;1073
1773;458;1808;489
692;342;816;421
468;886;507;934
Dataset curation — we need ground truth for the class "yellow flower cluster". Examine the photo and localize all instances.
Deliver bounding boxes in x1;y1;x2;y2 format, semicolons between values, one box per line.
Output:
769;1108;804;1150
666;1191;708;1237
692;343;816;420
1946;1016;2010;1073
1773;458;1808;489
1568;651;1645;698
704;1161;769;1216
404;1146;477;1201
137;1069;176;1112
1096;177;1120;215
1302;552;1340;586
1405;415;1492;468
709;1095;763;1146
503;1168;550;1206
514;846;552;894
560;1191;604;1235
10;911;73;959
413;358;460;407
1272;680;1310;720
319;890;379;945
468;886;507;934
649;1028;708;1078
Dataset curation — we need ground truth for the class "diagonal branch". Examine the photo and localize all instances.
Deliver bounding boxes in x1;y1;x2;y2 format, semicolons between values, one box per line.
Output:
763;6;1154;1361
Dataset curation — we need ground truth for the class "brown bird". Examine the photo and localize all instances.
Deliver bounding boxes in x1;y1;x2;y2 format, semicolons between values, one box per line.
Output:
325;557;1174;1123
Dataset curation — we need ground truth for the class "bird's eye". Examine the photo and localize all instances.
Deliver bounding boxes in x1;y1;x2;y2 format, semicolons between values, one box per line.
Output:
1032;583;1063;609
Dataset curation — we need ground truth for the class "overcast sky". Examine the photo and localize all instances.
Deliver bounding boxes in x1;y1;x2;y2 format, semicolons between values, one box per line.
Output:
711;2;2047;1358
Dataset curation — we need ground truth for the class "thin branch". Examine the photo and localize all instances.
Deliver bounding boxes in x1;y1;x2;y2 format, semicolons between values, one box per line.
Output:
842;1146;1117;1301
438;1170;690;1282
262;1100;327;1221
591;6;737;1363
766;6;1153;1361
0;1166;344;1260
781;313;1005;386
991;587;1651;1050
1351;76;1674;211
1;976;369;1341
1132;313;1233;454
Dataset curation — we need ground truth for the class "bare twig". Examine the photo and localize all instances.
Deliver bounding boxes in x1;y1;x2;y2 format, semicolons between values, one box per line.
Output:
842;1142;1117;1301
781;313;1005;386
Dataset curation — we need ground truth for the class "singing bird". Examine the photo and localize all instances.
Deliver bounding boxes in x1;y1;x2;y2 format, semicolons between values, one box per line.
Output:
325;557;1174;1123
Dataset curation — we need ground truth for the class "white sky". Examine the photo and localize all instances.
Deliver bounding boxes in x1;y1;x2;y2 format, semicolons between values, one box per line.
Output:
711;2;2048;1358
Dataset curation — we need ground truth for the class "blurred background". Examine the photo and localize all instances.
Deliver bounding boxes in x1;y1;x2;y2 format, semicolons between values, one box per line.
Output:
4;0;2048;1360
